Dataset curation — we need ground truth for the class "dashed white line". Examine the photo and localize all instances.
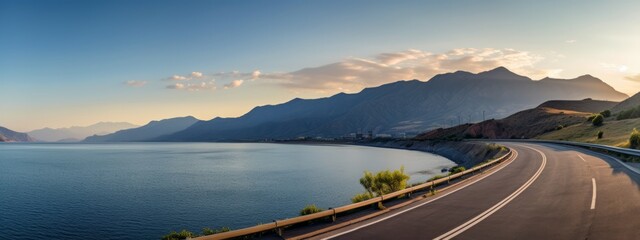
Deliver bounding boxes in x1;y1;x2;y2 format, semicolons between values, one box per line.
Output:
433;145;547;240
591;178;597;210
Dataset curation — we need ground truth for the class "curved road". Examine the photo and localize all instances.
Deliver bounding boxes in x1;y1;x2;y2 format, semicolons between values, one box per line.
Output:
308;142;640;239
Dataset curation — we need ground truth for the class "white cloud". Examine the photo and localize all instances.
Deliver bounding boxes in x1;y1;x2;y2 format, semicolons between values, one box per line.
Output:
251;70;261;80
224;80;244;89
166;81;216;91
565;39;577;44
190;72;203;78
258;48;551;92
124;80;147;87
170;75;188;81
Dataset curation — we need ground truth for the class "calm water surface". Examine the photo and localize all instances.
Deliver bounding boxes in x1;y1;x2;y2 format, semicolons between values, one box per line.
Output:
0;143;455;239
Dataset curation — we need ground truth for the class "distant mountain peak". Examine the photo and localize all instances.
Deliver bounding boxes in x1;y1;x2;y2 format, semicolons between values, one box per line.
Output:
477;66;528;80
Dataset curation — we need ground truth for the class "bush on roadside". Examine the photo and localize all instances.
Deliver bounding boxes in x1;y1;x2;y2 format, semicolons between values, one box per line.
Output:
449;166;466;175
597;131;604;139
630;128;640;149
591;114;604;126
351;192;374;203
202;227;231;236
161;230;196;240
299;204;323;216
600;110;611;118
358;166;410;197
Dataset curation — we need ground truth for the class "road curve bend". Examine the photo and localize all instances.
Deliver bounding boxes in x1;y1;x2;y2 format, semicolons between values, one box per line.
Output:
307;142;640;240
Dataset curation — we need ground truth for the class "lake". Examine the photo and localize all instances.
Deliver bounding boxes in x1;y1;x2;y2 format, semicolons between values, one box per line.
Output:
0;143;455;239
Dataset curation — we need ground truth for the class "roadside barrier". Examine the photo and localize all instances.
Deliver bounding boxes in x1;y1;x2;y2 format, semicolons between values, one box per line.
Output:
194;148;514;240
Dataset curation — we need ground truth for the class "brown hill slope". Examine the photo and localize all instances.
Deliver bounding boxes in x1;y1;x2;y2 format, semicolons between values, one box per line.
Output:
612;92;640;113
538;99;618;113
537;118;640;147
416;107;591;140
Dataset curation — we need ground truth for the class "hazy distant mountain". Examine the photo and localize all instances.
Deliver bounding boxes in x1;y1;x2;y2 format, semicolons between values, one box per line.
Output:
84;116;199;142
159;67;627;141
0;126;34;142
611;92;640;113
28;122;139;142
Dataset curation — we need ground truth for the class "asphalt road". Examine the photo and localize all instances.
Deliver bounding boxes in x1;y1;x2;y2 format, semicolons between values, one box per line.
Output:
308;142;640;240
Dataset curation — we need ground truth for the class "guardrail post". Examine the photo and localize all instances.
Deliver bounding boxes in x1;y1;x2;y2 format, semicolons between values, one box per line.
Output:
331;208;337;222
274;220;283;237
447;175;451;184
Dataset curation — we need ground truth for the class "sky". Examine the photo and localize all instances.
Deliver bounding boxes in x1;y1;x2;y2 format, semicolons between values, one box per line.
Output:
2;0;640;132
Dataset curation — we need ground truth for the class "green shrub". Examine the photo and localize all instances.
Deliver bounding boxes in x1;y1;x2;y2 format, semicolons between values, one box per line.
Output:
600;110;611;118
351;192;374;203
449;166;466;175
358;166;410;197
591;114;604;126
202;227;231;236
162;230;196;240
300;204;323;216
597;131;604;139
630;128;640;149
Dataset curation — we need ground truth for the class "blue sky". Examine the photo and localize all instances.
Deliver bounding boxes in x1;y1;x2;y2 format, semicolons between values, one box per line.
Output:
2;0;640;131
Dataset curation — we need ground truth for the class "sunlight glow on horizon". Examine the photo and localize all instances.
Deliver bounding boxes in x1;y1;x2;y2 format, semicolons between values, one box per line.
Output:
2;0;640;131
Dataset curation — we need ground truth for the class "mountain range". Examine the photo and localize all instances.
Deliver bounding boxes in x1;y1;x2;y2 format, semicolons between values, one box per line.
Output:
0;126;34;142
83;116;199;142
28;122;139;142
153;67;627;141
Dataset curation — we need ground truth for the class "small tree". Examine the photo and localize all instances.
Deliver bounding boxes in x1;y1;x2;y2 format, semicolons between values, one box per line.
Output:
600;110;611;118
630;128;640;149
351;192;374;203
358;166;410;197
300;204;323;216
592;114;604;126
597;131;604;139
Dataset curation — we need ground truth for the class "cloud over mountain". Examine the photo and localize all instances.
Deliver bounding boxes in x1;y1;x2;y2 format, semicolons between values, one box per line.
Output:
258;48;554;92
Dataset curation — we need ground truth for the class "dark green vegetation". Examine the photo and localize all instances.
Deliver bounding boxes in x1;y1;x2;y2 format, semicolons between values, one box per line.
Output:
598;131;604;139
162;227;230;240
591;114;604;126
449;166;466;174
299;204;324;216
630;128;640;149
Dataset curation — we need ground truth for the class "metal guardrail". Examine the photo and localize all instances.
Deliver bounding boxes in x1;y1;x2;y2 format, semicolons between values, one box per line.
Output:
484;139;640;157
194;148;514;240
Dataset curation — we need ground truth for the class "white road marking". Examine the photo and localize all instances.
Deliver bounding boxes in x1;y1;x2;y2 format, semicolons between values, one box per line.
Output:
433;145;547;240
319;150;519;240
591;178;597;210
578;155;587;162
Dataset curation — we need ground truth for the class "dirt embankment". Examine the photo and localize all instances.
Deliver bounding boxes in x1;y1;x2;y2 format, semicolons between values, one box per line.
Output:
362;140;506;169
